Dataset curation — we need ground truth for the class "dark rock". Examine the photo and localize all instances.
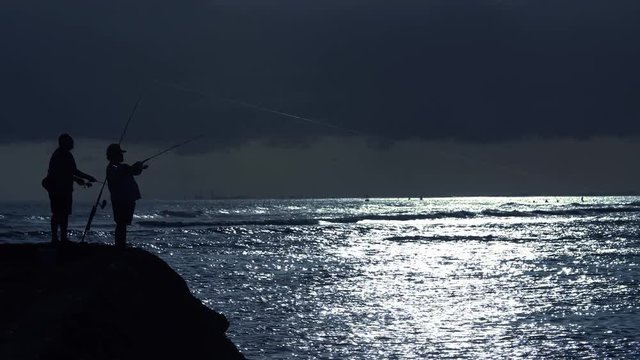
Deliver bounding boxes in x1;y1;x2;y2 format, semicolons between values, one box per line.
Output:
0;243;246;359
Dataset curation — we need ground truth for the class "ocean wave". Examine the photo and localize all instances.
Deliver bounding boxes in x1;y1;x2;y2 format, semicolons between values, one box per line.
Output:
499;202;519;207
325;211;477;223
481;209;528;217
133;205;640;229
384;235;430;242
385;235;499;242
137;218;320;228
0;230;48;239
136;211;477;228
568;202;604;207
26;216;48;221
158;210;204;218
483;206;640;218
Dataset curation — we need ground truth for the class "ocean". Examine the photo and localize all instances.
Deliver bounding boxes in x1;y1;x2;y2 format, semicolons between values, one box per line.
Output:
1;196;640;359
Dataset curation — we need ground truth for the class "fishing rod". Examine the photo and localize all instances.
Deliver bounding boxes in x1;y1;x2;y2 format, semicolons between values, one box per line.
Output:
81;95;142;243
141;135;204;164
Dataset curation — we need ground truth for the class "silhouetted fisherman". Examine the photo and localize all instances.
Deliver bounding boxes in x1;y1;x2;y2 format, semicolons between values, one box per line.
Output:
43;134;97;243
106;144;147;248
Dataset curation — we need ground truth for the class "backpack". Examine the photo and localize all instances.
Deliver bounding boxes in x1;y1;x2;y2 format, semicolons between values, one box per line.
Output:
42;176;52;191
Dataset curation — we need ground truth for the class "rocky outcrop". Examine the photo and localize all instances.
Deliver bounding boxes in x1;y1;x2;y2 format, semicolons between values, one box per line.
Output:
0;243;245;359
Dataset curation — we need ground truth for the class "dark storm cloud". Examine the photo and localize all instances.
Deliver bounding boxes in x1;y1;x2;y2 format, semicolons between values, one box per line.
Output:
2;0;639;146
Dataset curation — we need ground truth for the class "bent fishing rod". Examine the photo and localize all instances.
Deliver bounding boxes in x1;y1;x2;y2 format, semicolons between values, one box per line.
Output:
81;95;142;243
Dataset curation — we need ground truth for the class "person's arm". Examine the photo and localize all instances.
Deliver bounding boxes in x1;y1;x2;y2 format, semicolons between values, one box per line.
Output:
128;162;147;176
74;169;97;182
70;153;97;182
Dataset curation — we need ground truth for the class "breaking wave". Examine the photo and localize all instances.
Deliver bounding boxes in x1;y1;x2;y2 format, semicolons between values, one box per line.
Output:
482;206;640;217
137;219;321;228
385;235;499;242
136;205;640;228
158;210;204;218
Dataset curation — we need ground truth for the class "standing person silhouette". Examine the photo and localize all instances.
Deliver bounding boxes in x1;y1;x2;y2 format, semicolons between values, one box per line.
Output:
106;144;147;248
44;134;97;243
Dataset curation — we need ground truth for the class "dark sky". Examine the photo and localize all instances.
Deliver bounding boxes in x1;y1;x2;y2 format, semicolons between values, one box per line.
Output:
1;1;639;199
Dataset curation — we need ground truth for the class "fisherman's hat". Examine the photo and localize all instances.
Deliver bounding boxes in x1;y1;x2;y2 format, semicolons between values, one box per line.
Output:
107;143;126;159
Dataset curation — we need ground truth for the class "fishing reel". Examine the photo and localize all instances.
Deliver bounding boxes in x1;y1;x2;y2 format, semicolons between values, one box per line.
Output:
75;178;91;188
79;181;98;189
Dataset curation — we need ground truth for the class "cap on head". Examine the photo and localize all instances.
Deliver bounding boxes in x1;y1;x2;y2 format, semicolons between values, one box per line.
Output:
106;143;126;161
58;133;74;149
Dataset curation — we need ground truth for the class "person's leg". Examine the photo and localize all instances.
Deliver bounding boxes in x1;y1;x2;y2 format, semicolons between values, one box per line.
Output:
50;214;59;243
115;222;127;248
60;215;69;242
113;200;134;248
60;193;72;242
49;192;59;243
124;201;135;247
113;200;126;248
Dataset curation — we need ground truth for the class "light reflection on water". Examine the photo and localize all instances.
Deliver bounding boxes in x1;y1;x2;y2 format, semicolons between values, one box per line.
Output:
133;198;640;358
3;197;640;358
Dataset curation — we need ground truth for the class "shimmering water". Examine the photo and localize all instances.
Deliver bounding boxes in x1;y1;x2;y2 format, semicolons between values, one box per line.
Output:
2;197;640;358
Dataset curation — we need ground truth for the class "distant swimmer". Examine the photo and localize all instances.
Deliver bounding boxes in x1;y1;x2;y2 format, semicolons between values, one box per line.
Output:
42;134;97;243
106;144;147;248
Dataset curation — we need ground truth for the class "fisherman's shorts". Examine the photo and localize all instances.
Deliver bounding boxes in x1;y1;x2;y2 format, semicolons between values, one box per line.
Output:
112;200;136;225
48;191;72;215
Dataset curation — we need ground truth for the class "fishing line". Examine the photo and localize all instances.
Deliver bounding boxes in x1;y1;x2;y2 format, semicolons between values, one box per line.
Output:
153;80;573;196
153;80;367;137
